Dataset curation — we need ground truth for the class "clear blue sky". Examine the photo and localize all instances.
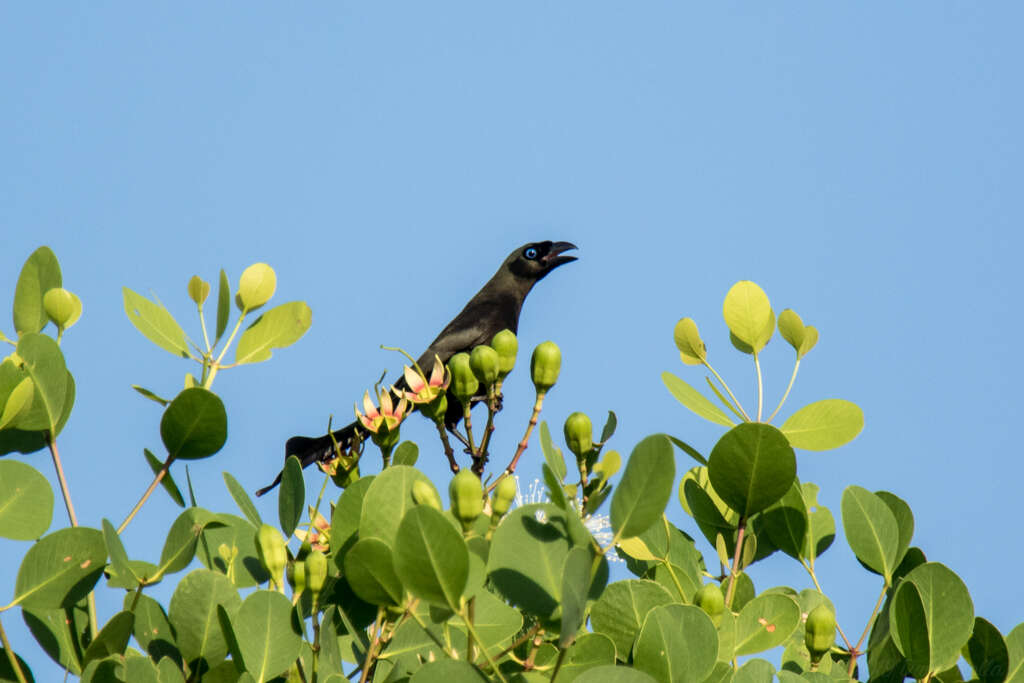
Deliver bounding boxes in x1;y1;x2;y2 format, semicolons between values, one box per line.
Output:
2;3;1022;678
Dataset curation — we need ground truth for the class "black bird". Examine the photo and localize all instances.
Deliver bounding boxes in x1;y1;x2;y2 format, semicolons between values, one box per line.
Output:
256;240;577;496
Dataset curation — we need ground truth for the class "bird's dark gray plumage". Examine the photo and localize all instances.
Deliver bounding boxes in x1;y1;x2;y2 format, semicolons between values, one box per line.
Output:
255;240;577;496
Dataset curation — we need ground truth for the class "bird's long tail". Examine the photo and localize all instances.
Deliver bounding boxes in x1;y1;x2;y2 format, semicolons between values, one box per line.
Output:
255;420;362;497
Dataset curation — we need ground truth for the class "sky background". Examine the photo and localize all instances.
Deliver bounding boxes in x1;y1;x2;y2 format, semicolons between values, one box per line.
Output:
2;2;1022;679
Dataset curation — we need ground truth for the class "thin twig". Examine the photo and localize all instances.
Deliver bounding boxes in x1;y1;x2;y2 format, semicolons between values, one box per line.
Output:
0;616;28;683
118;454;175;534
724;517;746;609
848;582;890;676
754;353;764;422
703;361;751;421
359;608;385;683
767;359;801;423
435;421;460;472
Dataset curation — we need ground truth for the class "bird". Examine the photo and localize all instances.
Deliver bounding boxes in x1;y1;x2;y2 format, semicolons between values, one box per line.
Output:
255;240;578;496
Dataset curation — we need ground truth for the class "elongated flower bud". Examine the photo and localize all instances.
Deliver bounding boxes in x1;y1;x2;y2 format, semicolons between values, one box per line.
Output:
563;412;593;460
449;469;484;531
694;583;725;626
304;550;328;601
805;605;836;663
448;352;479;406
470;345;500;386
531;341;561;393
491;475;518;519
412;480;443;511
255;524;287;590
490;329;518;378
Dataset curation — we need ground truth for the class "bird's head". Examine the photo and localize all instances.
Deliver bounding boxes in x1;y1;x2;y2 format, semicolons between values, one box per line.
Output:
505;241;578;281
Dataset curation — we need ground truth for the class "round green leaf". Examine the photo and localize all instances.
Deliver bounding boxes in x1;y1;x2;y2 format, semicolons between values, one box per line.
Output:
331;476;374;563
560;546;594;647
237;263;277;312
394;505;469;610
1004;623;1024;683
733;658;775;683
610;434;676;540
662;372;735;427
197;514;270;588
801;483;835;561
633;604;718;683
14;246;62;337
734;594;801;655
278;455;304;537
674;318;707;365
890;562;974;677
840;486;900;581
876;490;914;569
708;423;796;518
0;647;34;683
22;602;89;675
556;633;617;680
167;569;242;667
777;309;806;352
0;376;35;430
231;590;302;682
0;460;53;540
723;281;772;352
82;610;134;666
14;333;68;433
359;466;433;549
343;537;403;606
13;527;106;609
780;399;863;451
158;507;220;578
234;301;312;365
160;388;227;461
576;665;658;682
590;579;675;660
759;480;807;561
965;617;1009;683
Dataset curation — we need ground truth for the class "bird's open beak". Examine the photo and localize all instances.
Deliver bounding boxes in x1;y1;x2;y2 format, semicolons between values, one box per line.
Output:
543;241;578;269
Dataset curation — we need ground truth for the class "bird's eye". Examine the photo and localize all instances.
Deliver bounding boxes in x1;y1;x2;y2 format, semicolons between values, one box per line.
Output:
524;247;538;260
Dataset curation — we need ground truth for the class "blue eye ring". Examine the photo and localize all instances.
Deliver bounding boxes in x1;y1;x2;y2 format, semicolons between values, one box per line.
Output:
524;247;538;259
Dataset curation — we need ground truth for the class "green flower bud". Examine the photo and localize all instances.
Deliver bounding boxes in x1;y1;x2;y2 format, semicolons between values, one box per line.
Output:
42;288;82;331
304;550;329;600
530;341;561;393
563;412;593;460
449;469;484;531
187;276;210;306
491;475;518;518
255;524;288;590
236;262;276;311
469;345;500;386
421;392;448;422
694;583;725;626
805;605;836;663
412;480;443;511
287;558;307;595
490;329;518;378
447;352;479;406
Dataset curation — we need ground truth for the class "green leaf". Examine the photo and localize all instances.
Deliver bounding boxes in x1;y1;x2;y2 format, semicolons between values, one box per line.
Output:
722;281;772;352
82;611;134;666
560;546;594;647
343;538;403;606
393;441;419;466
487;503;606;623
158;507;220;578
359;466;433;549
230;590;302;682
589;579;675;660
543;462;568;509
661;372;735;427
132;385;170;407
236;263;277;312
22;602;88;675
633;604;718;683
234;301;312;365
13;246;62;337
611;434;675;540
215;269;231;344
330;476;374;563
160;388;227;461
575;666;658;682
223;472;262;527
780;399;863;451
777;309;806;352
708;423;796;518
668;436;707;466
841;486;900;581
876;490;914;569
759;480;807;561
407;660;490;682
964;617;1009;683
801;483;835;562
734;594;801;655
126;592;178;661
123;287;190;357
197;514;271;588
890;562;974;677
278;455;304;537
13;333;68;433
0;647;34;683
167;569;242;668
144;449;184;508
733;658;775;683
558;632;617;681
101;519;139;589
0;460;53;540
673;318;707;365
394;505;469;610
12;527;106;609
1005;623;1024;683
599;411;617;443
0;376;34;430
540;421;567;482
